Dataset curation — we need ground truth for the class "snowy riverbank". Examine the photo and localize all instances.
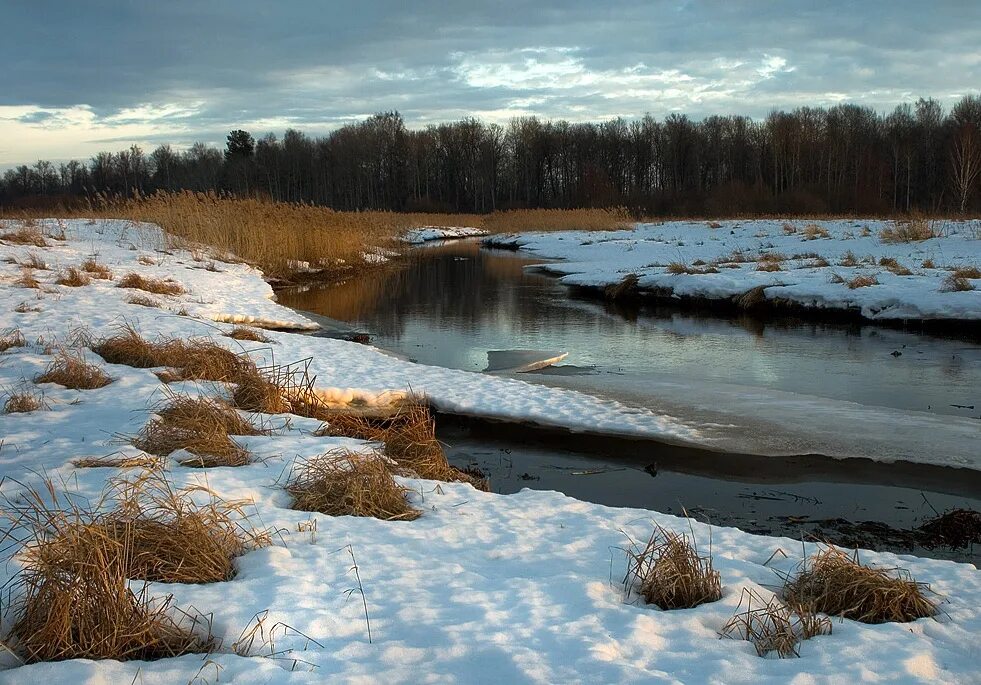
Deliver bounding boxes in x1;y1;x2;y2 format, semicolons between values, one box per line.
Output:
0;219;978;684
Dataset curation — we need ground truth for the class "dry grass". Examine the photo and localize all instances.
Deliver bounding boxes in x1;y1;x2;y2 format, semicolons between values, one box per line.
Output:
847;274;879;289
880;217;935;243
1;224;47;247
80;258;113;279
318;402;489;490
801;223;830;240
133;393;260;467
127;294;161;308
3;389;46;414
117;272;185;296
480;207;631;233
137;255;157;266
0;329;26;353
838;251;859;267
0;481;214;663
720;588;831;658
940;274;975;292
55;267;91;287
73;453;163;469
782;222;797;235
623;524;722;610
15;268;41;289
13;301;41;313
878;257;912;276
604;273;640;300
781;546;937;624
18;251;47;270
35;350;113;389
231;364;291;414
756;260;782;272
950;265;981;279
285;452;421;521
921;259;936;269
666;262;719;275
226;326;271;343
93;325;255;383
736;285;768;309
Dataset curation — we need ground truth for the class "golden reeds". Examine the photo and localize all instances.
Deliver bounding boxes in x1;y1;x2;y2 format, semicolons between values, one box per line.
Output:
285;452;420;521
781;546;937;624
624;524;722;610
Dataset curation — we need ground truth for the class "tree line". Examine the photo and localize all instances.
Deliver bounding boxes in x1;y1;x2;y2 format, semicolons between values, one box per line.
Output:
3;95;980;216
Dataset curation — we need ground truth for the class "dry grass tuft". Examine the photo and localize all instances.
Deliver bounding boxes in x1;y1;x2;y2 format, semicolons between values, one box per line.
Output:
4;389;46;414
802;223;830;240
127;294;161;308
838;251;859;267
736;285;768;309
0;482;214;663
782;222;797;235
18;251;47;270
878;257;912;276
755;252;785;272
54;267;91;287
81;258;113;279
226;326;271;343
667;262;719;275
880;217;935;243
137;255;157;266
1;224;47;247
231;364;291;414
720;588;831;658
781;546;937;624
15;268;41;289
0;329;27;353
921;259;936;269
847;274;878;289
133;393;260;468
117;272;186;296
93;326;255;382
950;265;981;279
706;221;722;229
604;273;640;300
319;402;489;490
940;274;975;292
624;524;722;610
35;350;112;390
73;453;163;469
285;452;421;521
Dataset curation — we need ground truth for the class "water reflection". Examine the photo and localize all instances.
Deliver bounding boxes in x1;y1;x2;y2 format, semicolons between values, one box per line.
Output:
278;240;981;418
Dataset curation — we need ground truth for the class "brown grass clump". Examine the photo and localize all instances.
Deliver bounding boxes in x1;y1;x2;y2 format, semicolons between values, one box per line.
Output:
736;285;768;309
838;251;859;267
231;364;291;414
880;217;935;243
1;224;47;247
921;259;936;269
940;274;975;292
18;251;47;270
319;402;489;490
706;221;722;229
802;223;830;240
226;326;271;343
133;393;260;467
0;329;26;353
4;389;46;414
285;452;421;521
127;294;161;308
878;257;912;276
666;262;719;275
623;524;722;610
756;260;782;272
35;350;113;389
137;255;157;265
73;453;163;469
782;222;797;235
81;258;113;279
93;325;255;382
604;273;640;300
847;274;878;289
951;265;981;279
15;268;41;289
720;588;831;658
55;267;91;287
781;546;937;624
0;483;214;663
117;272;185;296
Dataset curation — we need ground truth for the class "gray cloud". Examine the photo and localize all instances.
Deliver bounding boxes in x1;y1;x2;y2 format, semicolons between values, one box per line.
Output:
1;0;979;164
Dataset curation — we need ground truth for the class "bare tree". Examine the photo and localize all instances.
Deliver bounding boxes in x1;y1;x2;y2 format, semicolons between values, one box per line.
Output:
949;123;981;213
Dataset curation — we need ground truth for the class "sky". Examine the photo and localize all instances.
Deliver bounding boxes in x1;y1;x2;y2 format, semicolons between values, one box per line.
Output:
1;0;980;167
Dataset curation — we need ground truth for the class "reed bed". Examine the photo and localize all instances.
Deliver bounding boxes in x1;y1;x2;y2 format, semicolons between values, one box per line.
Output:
624;524;722;610
720;588;831;658
285;452;420;521
781;546;936;624
35;349;113;390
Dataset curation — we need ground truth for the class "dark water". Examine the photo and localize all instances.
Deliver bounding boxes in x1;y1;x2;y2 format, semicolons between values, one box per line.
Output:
278;240;981;560
280;240;981;418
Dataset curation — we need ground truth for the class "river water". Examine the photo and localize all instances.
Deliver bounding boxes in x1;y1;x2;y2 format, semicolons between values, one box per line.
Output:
278;239;981;560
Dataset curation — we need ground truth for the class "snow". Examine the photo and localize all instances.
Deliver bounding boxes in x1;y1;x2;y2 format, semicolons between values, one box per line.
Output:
484;349;569;373
403;226;488;243
485;219;981;321
1;218;979;684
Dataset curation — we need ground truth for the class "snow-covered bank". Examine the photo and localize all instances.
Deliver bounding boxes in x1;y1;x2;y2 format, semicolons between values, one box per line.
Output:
486;219;981;322
1;219;979;684
403;225;488;243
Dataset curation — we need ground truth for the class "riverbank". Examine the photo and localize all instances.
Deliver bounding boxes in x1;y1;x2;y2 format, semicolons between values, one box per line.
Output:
1;217;978;683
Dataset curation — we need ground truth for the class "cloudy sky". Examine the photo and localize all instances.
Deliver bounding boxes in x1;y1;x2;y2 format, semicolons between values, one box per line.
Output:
1;1;979;166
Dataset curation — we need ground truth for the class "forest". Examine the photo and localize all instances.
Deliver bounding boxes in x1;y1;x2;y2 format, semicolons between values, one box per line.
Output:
2;95;980;216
